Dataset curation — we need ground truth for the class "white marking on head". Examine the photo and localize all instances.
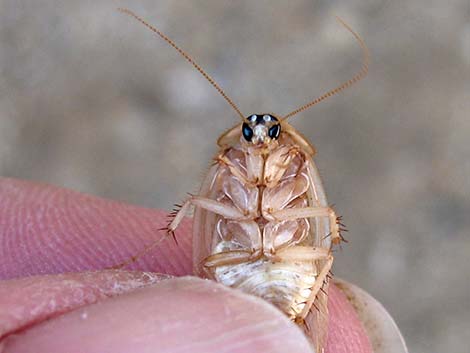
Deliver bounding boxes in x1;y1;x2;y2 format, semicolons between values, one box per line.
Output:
253;124;268;143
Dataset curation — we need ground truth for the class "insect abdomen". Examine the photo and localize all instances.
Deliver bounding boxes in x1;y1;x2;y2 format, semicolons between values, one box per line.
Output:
214;257;318;320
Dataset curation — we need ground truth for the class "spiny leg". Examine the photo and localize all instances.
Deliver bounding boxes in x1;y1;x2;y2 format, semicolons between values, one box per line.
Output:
166;194;251;239
298;254;334;319
273;247;333;321
300;271;331;353
106;200;188;270
334;215;349;244
110;192;256;270
109;194;244;270
164;198;193;241
107;235;170;270
321;214;348;248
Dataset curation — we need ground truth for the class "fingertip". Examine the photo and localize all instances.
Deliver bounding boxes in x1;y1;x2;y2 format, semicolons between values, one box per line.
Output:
0;270;169;340
0;179;376;352
333;280;408;353
0;178;192;279
327;284;373;353
3;277;315;353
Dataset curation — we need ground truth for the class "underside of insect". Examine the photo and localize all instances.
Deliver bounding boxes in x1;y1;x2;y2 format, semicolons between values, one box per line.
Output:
119;8;368;352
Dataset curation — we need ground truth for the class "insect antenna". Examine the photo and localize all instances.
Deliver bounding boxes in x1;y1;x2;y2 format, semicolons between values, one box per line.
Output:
282;17;369;120
118;8;246;122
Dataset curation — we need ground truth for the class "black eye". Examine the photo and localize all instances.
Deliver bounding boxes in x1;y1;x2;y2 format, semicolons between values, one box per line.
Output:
268;124;281;139
242;123;253;141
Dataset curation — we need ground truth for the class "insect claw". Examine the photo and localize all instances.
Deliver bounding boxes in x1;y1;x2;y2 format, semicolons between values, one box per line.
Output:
157;223;178;245
302;316;311;332
338;231;349;243
170;230;178;245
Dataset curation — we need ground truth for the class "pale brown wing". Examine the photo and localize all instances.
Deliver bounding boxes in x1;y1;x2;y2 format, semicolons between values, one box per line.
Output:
299;140;333;351
305;157;332;249
192;162;225;277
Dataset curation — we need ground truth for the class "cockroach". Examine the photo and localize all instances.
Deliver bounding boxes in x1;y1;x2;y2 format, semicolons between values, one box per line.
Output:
118;8;368;352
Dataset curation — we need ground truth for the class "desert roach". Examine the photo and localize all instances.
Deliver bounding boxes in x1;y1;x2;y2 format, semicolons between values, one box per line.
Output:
118;8;368;352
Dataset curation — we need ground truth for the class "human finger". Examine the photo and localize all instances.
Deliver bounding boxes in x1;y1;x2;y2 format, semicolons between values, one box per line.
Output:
1;276;318;353
0;178;191;280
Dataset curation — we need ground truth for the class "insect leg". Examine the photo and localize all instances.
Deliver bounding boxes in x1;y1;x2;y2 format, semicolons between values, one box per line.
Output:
215;154;253;185
166;195;250;236
274;247;333;322
203;249;262;268
297;255;333;353
106;201;194;269
191;196;249;219
298;254;334;320
107;237;168;270
264;145;303;187
109;195;246;270
274;246;330;262
165;199;193;239
269;207;341;245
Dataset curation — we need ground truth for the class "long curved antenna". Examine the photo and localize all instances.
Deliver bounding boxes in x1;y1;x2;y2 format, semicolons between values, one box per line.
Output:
282;17;369;121
118;8;246;122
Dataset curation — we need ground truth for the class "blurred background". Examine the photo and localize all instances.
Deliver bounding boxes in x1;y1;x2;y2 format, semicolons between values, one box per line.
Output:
1;1;469;351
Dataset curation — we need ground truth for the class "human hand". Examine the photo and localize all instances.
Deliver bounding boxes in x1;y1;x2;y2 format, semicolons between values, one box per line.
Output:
0;178;400;353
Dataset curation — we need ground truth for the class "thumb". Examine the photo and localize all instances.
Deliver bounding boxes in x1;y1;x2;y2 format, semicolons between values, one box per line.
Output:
2;276;315;353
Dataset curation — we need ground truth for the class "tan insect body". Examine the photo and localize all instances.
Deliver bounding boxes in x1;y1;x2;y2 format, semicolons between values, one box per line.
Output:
118;8;368;352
